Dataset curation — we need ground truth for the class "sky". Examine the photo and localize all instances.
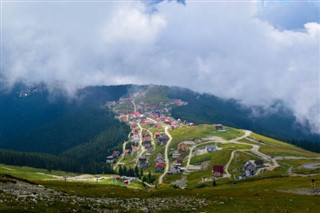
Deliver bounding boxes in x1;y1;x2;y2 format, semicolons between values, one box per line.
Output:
1;0;320;133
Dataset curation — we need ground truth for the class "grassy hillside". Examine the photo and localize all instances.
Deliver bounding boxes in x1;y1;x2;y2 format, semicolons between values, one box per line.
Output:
144;86;170;105
162;124;320;189
0;165;319;212
250;133;319;158
0;164;77;180
1;122;319;212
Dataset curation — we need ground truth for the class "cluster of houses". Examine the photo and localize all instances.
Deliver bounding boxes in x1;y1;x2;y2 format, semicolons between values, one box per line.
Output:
138;152;166;172
112;97;134;114
154;153;166;172
107;91;190;173
168;164;186;174
141;119;158;128
171;99;188;107
168;148;185;174
242;160;264;177
154;132;169;146
106;150;122;164
113;175;138;185
149;114;183;129
131;128;140;144
139;157;148;168
129;111;144;120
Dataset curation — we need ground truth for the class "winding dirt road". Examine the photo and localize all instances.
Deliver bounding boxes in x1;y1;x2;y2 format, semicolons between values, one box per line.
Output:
113;130;133;170
135;123;145;167
186;141;221;169
187;130;281;178
158;126;173;184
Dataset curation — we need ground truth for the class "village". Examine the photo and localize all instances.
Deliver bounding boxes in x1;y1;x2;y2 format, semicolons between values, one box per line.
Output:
106;88;189;185
104;86;272;187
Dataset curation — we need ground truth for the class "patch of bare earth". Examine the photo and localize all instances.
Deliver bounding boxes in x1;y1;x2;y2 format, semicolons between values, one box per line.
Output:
278;188;320;196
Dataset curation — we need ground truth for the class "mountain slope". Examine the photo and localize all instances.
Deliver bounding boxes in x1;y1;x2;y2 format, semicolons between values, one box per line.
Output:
166;86;320;151
0;83;131;143
3;107;115;154
0;83;132;173
0;83;318;175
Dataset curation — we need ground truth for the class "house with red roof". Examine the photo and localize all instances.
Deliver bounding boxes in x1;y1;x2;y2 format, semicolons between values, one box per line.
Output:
155;162;165;172
112;151;121;158
142;137;150;142
124;149;131;155
131;146;138;153
153;113;159;119
213;165;224;177
154;132;161;139
130;122;137;128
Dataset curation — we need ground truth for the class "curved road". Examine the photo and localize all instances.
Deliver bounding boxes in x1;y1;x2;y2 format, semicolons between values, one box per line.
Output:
145;129;156;150
230;130;251;142
186;141;221;169
224;150;250;178
187;130;280;178
158;126;172;184
132;95;137;112
113;131;133;170
135;123;145;166
226;130;279;173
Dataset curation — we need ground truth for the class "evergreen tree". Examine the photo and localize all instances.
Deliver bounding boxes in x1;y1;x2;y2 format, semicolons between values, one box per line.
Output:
123;166;128;176
119;166;123;176
134;166;139;177
142;176;147;182
128;167;134;177
148;171;152;183
212;179;217;186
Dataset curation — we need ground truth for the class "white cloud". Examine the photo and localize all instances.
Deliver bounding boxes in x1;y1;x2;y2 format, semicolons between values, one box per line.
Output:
2;1;320;133
102;3;166;44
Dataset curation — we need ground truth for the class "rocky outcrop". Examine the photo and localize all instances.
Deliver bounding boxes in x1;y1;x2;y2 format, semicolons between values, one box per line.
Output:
0;175;209;212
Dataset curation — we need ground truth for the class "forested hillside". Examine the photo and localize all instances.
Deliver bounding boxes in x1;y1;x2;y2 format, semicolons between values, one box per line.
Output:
3;107;117;154
62;125;129;165
0;83;131;173
0;83;130;143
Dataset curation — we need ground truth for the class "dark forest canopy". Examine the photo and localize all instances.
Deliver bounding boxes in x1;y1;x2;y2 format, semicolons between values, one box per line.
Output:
0;83;131;173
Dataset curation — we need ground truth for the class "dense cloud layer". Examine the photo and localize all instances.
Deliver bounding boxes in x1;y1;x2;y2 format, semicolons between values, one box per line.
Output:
1;1;319;133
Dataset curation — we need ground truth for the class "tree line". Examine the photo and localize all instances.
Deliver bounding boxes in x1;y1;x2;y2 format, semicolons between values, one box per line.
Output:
118;165;156;184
